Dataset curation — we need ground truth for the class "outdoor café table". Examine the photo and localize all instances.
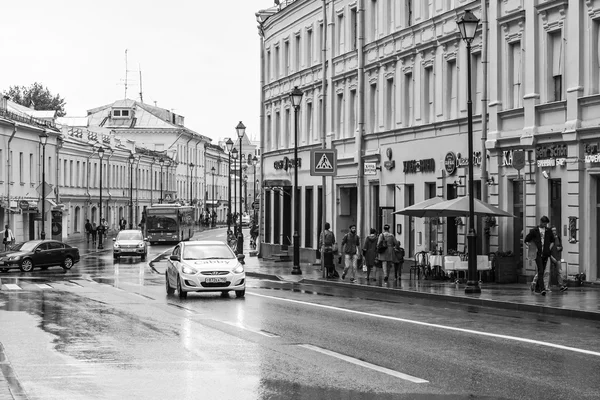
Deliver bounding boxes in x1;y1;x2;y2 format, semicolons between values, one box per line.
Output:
444;255;492;283
429;254;445;279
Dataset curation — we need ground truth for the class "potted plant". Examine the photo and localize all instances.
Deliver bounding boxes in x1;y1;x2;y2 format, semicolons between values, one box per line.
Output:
493;250;518;283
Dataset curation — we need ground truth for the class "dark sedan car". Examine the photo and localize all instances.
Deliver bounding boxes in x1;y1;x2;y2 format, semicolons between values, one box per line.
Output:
0;240;80;272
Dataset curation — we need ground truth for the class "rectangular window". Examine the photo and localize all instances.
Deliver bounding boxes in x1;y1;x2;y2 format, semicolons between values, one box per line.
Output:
295;34;301;71
385;0;392;34
406;0;413;27
76;161;80;187
275;111;281;150
472;52;482;114
69;160;73;186
19;152;23;183
336;92;344;137
317;98;323;141
275;45;280;78
549;31;563;102
48;156;52;184
349;89;357;132
593;20;600;94
63;160;67;186
370;0;378;41
284;40;290;76
0;149;3;181
404;72;413;126
306;102;313;143
266;50;271;82
285;109;291;148
351;8;358;50
507;42;522;109
306;29;313;67
446;60;458;119
337;14;344;56
318;23;324;63
369;83;377;133
266;114;272;150
423;66;434;123
385;78;394;129
29;154;34;184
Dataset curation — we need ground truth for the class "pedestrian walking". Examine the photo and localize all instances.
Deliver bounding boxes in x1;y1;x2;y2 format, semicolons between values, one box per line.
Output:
319;222;337;278
84;219;93;244
3;225;15;251
550;225;568;292
525;216;555;296
377;224;400;283
362;228;378;282
91;222;98;245
119;217;127;231
341;224;361;283
99;218;108;243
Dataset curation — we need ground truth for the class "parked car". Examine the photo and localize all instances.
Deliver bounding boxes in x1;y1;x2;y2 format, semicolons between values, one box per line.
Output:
165;240;246;299
0;240;80;272
241;214;250;227
113;230;148;261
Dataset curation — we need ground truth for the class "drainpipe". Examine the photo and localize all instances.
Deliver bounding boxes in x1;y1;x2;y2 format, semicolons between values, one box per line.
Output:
356;0;365;245
195;141;201;213
135;156;141;225
7;123;17;228
480;0;489;253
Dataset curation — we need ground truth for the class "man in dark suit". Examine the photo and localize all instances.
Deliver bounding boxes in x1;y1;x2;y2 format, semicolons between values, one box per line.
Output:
525;216;554;295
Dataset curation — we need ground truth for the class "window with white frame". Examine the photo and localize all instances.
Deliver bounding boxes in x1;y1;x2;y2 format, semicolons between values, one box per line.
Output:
370;0;378;42
284;40;290;76
337;13;344;56
306;29;313;67
446;59;458;119
70;160;73;186
351;8;357;50
548;31;563;102
295;34;301;71
112;108;131;118
423;66;434;123
385;78;394;129
369;83;378;133
318;23;324;63
404;72;414;126
472;52;482;114
19;152;23;183
266;114;272;150
266;49;271;82
406;0;413;27
317;98;323;141
385;0;392;34
591;19;600;94
275;45;280;79
285;108;291;147
349;89;357;133
336;92;344;137
275;111;281;150
306;102;313;143
29;153;33;184
507;41;522;109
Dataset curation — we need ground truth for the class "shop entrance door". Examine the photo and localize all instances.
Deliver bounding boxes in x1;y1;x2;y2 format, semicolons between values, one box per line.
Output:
446;184;458;252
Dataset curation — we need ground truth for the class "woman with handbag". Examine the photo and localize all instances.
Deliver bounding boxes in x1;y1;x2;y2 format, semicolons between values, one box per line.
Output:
319;222;337;278
377;224;400;283
362;228;379;282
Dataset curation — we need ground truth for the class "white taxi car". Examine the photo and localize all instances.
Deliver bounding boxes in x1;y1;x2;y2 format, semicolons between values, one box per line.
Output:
165;240;246;299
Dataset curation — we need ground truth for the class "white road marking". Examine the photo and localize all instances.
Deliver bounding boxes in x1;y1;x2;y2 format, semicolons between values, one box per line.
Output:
36;284;52;289
299;344;428;383
3;284;21;290
248;292;600;358
221;320;280;337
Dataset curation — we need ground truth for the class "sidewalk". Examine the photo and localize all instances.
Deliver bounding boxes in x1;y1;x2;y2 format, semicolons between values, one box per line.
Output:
241;247;600;322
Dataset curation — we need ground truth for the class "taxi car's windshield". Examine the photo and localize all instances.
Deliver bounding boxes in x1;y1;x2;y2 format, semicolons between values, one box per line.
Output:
183;244;234;260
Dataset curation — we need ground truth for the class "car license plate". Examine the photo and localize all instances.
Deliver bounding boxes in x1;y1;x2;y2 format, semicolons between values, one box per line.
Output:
205;277;226;283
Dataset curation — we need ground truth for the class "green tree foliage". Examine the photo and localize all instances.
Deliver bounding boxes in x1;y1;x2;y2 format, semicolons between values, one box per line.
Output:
3;82;66;117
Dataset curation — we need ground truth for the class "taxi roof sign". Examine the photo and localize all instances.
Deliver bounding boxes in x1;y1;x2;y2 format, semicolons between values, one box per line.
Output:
310;149;337;176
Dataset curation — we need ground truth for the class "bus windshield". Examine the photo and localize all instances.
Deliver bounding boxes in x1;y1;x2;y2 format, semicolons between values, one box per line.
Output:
146;214;177;232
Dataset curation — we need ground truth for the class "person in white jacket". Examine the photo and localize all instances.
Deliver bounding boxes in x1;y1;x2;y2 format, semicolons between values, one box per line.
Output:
3;225;15;251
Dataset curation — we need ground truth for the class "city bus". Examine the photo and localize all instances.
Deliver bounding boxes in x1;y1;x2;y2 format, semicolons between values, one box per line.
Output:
145;204;195;244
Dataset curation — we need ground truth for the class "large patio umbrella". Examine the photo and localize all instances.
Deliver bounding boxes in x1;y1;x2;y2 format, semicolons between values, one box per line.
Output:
392;197;445;217
423;197;515;218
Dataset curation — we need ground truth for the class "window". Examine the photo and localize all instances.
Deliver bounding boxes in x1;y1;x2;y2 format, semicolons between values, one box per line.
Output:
295;34;301;71
306;102;313;143
507;42;522;109
19;152;23;183
385;0;392;34
337;13;344;56
423;66;434;123
266;114;272;150
404;72;414;127
306;29;313;67
385;78;394;129
285;108;291;147
369;83;378;133
349;89;357;133
592;20;600;94
275;111;281;150
63;160;67;186
351;8;358;50
112;109;131;118
318;23;324;63
446;59;458;119
549;31;563;102
370;0;378;41
29;154;33;184
275;45;280;78
76;161;80;187
406;0;413;27
336;92;344;137
472;52;482;114
0;149;3;181
70;160;74;186
284;40;290;76
317;98;323;141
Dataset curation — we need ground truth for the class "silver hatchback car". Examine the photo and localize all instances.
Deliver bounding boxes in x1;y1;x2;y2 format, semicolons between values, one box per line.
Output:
113;230;148;261
165;240;246;299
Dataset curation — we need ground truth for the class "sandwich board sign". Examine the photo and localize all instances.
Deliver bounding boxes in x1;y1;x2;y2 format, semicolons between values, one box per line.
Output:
310;149;337;176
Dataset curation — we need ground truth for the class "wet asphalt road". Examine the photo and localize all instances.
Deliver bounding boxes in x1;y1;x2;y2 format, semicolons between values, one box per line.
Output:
0;229;599;400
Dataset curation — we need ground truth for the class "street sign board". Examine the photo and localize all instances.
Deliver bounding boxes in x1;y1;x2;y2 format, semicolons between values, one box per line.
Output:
512;150;525;170
310;149;337;176
36;182;53;198
364;162;377;175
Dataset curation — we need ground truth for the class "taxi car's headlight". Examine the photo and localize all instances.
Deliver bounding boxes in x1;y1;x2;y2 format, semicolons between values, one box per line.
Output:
232;264;244;274
181;265;198;275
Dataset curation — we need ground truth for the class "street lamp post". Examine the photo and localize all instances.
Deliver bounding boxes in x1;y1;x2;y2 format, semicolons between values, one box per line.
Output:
290;86;303;275
189;163;194;204
128;154;134;229
98;147;105;249
457;10;481;294
211;166;216;228
39;132;49;239
226;138;234;232
235;122;245;255
159;158;164;203
231;148;238;236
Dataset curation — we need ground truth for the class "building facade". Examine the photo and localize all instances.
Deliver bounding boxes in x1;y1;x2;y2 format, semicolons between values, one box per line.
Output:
257;0;599;282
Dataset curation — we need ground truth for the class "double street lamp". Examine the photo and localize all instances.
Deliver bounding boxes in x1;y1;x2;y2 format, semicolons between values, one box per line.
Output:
235;122;245;255
231;148;238;233
39;132;49;240
211;166;216;228
226;138;234;232
456;9;481;294
128;154;135;229
290;86;303;275
98;146;105;249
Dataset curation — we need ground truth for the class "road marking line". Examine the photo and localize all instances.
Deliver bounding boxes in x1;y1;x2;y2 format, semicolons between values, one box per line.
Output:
248;292;600;358
3;284;21;290
36;284;52;289
299;344;428;383
221;321;280;337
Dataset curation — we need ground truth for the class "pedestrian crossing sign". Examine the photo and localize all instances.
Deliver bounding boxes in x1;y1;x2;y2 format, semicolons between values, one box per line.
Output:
310;149;337;176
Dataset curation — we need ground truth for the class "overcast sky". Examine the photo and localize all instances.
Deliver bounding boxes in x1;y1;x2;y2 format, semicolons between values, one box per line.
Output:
0;0;270;143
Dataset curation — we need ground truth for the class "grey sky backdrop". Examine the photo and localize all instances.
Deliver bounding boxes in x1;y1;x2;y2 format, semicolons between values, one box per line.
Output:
0;0;269;142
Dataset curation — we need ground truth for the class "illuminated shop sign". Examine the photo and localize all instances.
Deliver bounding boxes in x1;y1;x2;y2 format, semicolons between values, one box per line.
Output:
456;151;483;168
403;158;436;173
444;152;457;175
585;142;600;163
536;144;567;167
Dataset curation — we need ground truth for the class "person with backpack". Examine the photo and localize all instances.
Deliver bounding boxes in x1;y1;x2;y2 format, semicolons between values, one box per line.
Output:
362;228;379;282
377;224;400;283
341;224;361;283
319;222;337;278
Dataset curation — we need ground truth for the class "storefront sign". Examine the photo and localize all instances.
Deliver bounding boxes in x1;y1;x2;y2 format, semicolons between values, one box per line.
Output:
535;144;567;167
456;152;483;168
274;157;302;171
403;158;436;174
502;150;513;167
585;142;600;163
364;162;378;175
444;152;457;175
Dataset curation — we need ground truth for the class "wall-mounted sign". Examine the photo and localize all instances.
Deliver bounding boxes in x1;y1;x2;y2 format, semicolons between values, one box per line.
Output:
585;142;600;163
444;152;457;175
535;144;567;167
274;157;302;171
403;158;436;174
456;151;482;168
501;150;513;167
384;160;396;170
364;162;378;175
310;149;337;176
512;150;525;170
